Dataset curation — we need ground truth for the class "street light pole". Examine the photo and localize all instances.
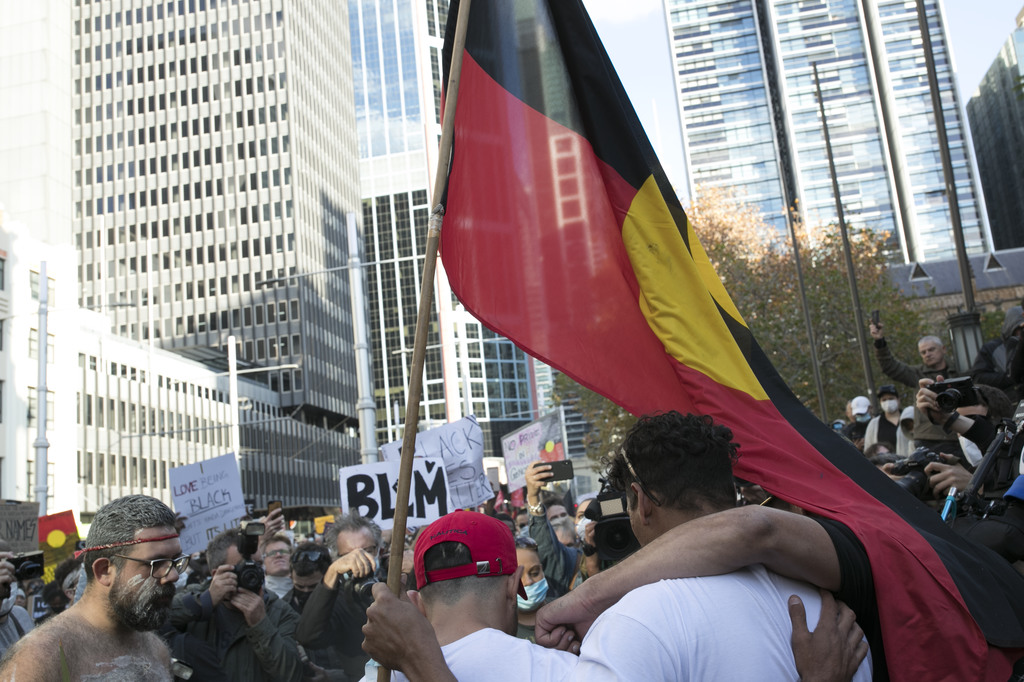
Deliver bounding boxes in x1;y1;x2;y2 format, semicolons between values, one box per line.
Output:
228;335;240;464
33;262;50;515
348;213;378;463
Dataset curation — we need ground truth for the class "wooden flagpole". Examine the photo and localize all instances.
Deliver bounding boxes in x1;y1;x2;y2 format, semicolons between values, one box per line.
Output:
377;0;473;678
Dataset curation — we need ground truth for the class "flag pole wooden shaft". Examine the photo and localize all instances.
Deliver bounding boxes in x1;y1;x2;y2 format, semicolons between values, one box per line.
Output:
377;1;472;679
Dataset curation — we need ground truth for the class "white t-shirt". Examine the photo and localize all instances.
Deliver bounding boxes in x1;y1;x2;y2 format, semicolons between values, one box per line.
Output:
366;627;578;682
574;565;873;682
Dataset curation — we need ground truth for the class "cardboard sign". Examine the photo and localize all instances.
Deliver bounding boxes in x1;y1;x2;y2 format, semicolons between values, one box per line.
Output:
339;458;450;531
0;500;39;552
380;416;492;509
38;510;79;584
500;410;567;490
170;453;247;554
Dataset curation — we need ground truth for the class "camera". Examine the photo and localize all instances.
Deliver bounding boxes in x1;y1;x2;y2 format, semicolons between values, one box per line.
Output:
584;486;640;562
9;551;44;581
234;521;265;593
892;447;945;499
929;376;980;412
340;570;378;610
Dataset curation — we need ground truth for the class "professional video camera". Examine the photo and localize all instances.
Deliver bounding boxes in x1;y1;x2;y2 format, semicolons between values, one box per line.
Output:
891;447;945;500
929;376;980;412
234;521;265;593
584;481;640;562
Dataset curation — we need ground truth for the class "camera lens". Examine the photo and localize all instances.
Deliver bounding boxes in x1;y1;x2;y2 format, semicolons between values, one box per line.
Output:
936;389;961;412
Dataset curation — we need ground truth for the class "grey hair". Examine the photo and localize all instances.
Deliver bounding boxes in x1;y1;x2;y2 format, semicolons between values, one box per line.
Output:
83;495;176;580
326;511;382;555
918;335;944;347
206;528;240;570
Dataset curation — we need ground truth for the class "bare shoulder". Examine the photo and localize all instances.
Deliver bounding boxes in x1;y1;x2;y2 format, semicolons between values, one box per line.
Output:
0;615;69;680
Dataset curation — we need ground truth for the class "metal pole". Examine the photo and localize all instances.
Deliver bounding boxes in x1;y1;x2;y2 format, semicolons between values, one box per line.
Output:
228;335;240;463
786;203;829;421
33;262;50;515
813;63;876;398
379;1;474;678
914;0;974;311
348;213;378;463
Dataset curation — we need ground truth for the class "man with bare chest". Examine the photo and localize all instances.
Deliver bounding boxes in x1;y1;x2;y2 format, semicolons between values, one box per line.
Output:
0;495;187;680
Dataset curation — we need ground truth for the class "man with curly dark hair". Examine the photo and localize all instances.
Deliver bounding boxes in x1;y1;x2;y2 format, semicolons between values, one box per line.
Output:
571;411;873;681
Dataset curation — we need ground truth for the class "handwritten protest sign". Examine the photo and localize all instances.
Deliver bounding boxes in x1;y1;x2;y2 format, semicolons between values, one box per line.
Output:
0;501;39;552
380;416;492;509
339;458;450;531
500;410;567;491
170;453;247;554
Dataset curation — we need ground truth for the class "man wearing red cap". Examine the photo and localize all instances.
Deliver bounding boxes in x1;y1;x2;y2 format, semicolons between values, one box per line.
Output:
364;510;577;681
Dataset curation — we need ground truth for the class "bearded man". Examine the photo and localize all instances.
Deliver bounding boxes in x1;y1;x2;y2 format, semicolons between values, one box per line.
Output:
0;495;185;680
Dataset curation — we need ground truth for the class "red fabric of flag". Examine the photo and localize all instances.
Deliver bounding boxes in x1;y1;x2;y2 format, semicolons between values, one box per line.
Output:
439;1;1024;679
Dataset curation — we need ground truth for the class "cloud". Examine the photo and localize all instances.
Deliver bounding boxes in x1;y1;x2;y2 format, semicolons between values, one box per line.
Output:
581;0;662;24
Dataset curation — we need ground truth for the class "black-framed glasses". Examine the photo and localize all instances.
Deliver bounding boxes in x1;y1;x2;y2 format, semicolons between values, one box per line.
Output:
113;554;190;579
622;448;662;507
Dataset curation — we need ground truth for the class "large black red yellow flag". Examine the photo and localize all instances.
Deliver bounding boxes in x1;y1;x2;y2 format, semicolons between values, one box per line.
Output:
439;0;1024;679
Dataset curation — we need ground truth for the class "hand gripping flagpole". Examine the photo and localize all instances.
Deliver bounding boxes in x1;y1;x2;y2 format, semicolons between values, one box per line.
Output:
377;0;472;679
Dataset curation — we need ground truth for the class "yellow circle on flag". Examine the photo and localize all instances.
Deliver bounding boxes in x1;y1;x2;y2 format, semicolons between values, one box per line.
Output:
545;441;554;453
47;529;66;548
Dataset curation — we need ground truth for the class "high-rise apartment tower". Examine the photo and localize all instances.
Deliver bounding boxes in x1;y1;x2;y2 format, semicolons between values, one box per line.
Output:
665;0;991;262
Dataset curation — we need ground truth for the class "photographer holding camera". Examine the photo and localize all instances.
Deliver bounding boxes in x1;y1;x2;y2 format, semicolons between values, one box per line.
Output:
910;376;1015;500
295;512;381;681
0;542;33;658
168;525;303;682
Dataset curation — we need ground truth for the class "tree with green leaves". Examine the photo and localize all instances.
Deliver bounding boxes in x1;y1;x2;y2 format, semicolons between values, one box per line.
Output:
552;186;928;464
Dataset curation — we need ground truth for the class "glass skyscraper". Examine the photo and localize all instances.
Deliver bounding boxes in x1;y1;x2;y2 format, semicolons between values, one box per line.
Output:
665;0;990;262
967;13;1024;252
350;0;535;455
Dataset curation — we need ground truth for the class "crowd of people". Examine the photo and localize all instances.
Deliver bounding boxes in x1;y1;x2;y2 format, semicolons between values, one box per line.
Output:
0;308;1021;680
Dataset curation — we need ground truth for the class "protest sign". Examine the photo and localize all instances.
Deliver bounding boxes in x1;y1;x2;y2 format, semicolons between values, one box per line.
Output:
380;416;492;508
339;458;450;531
38;510;79;584
0;500;39;552
170;453;247;554
500;410;567;490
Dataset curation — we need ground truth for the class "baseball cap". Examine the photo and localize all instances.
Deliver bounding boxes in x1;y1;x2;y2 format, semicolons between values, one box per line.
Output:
851;396;871;416
414;511;526;597
876;384;898;398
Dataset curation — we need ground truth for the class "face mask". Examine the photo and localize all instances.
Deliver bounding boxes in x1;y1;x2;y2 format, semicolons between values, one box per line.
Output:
517;577;548;612
576;518;589;544
292;589;313;611
855;413;871;423
959;436;983;468
881;399;899;414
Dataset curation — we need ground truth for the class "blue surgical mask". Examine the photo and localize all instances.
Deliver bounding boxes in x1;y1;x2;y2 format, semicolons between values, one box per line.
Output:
517;578;548;612
855;413;871;423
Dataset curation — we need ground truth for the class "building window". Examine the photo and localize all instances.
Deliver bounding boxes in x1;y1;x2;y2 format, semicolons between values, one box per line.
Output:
0;257;5;290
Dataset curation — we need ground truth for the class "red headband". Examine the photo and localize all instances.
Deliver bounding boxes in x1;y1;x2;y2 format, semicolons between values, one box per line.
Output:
74;533;179;559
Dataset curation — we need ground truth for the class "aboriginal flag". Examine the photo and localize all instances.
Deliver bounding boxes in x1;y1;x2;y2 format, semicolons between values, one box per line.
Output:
439;1;1024;679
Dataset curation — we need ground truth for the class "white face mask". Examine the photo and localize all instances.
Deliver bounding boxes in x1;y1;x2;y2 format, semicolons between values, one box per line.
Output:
959;436;983;468
881;399;899;414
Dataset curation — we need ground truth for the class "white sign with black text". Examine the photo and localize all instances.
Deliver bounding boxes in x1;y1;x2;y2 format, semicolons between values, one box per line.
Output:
339;458;450;531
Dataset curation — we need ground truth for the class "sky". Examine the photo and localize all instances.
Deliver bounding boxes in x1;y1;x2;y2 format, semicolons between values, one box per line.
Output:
581;0;1023;198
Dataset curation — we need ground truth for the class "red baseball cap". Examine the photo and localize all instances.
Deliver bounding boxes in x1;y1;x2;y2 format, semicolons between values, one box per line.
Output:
414;511;526;597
